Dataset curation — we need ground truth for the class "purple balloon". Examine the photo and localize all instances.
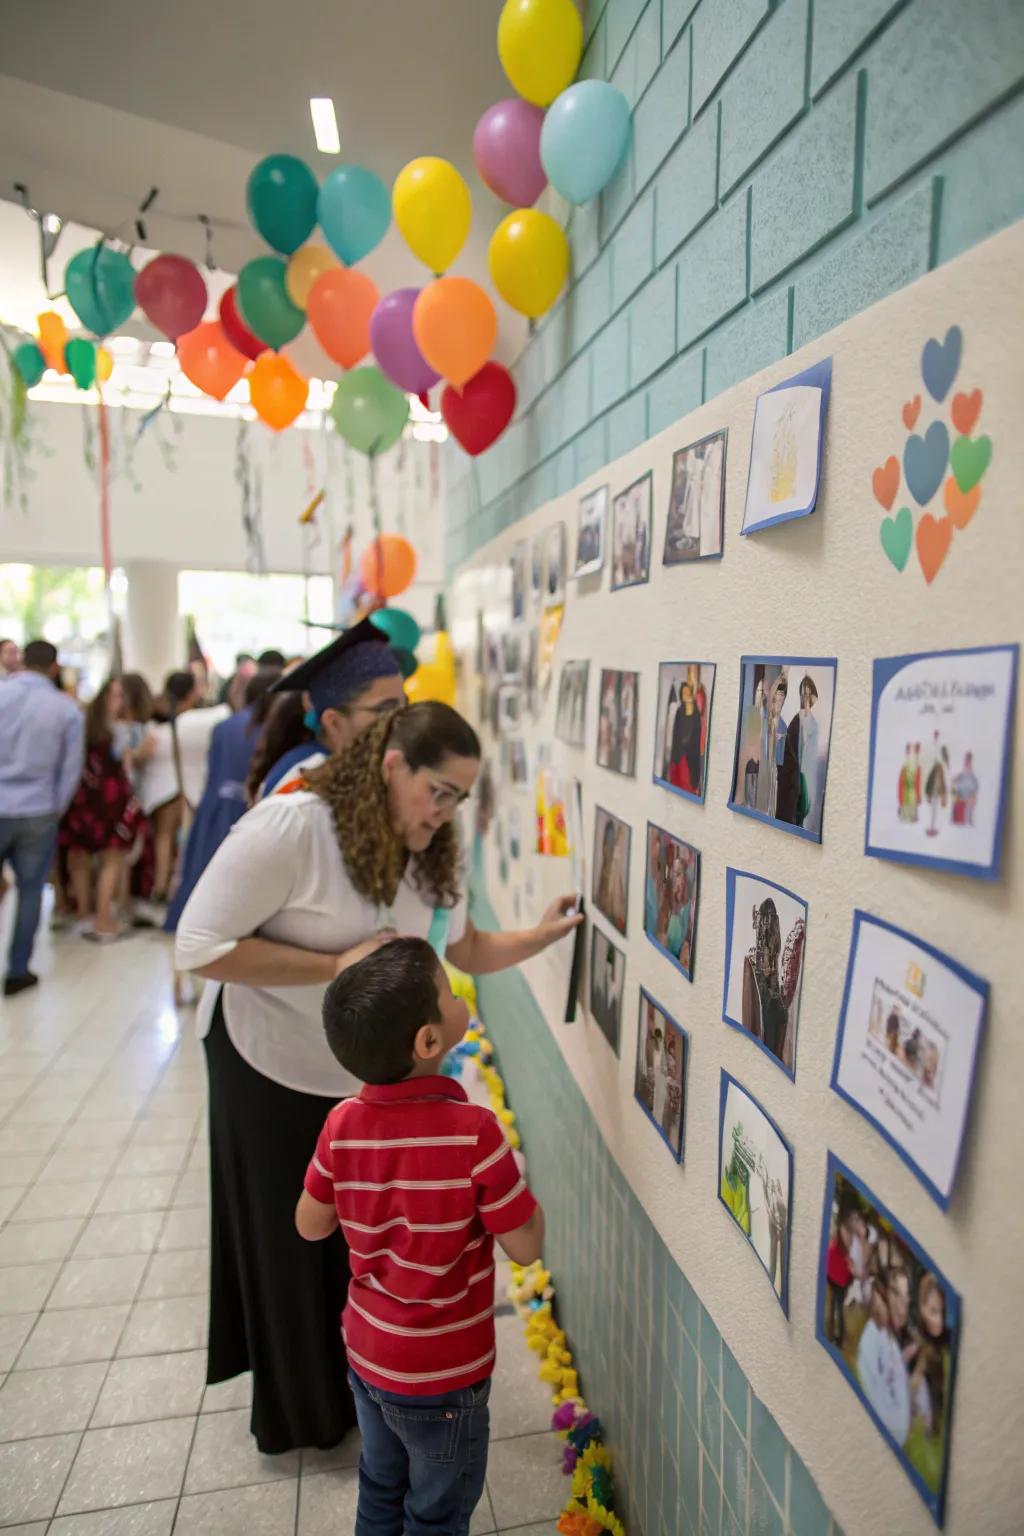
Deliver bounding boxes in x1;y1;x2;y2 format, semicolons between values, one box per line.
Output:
370;288;441;396
473;99;547;208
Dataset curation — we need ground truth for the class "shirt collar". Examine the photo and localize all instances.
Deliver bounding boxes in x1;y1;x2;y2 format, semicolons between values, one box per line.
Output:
13;670;53;689
358;1075;469;1106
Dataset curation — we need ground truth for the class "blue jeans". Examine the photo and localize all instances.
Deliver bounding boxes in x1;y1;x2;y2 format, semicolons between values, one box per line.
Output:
0;814;58;978
349;1369;491;1536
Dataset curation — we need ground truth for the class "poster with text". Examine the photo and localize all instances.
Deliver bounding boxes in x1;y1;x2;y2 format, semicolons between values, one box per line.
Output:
723;869;807;1079
742;358;832;534
718;1072;791;1313
635;989;688;1162
729;656;837;843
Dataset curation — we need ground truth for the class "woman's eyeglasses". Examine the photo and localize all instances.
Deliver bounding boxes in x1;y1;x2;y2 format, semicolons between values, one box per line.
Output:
344;697;403;720
425;774;470;812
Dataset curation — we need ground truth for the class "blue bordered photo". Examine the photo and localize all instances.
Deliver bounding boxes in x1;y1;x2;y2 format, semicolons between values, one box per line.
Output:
662;428;727;563
864;642;1019;882
741;357;832;534
652;661;716;804
635;988;688;1163
589;923;625;1057
728;655;837;843
643;821;700;982
610;470;653;590
816;1153;961;1527
717;1070;791;1314
830;911;987;1211
722;868;807;1080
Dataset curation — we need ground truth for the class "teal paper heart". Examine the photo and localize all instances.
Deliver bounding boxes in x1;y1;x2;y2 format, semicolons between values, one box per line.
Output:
950;434;991;493
880;506;913;572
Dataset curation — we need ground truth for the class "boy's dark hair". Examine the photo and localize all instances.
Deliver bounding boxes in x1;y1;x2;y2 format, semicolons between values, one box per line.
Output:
323;937;442;1085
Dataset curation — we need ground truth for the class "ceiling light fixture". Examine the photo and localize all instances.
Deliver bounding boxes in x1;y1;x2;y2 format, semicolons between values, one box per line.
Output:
309;98;341;155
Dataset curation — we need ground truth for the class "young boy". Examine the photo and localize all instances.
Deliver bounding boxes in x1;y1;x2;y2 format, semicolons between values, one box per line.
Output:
296;937;545;1536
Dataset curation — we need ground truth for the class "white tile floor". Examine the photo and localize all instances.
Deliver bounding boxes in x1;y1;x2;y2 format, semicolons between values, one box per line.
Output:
0;911;564;1534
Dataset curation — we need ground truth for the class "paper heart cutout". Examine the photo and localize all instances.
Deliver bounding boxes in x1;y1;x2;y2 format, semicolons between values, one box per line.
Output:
916;513;952;584
951;388;982;435
943;476;980;529
902;395;921;431
871;456;900;511
903;421;949;506
921;325;961;402
880;506;913;572
950;433;991;493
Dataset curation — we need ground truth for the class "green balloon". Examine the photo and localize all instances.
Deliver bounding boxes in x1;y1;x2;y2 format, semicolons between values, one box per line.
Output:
12;341;46;389
371;607;421;653
394;647;419;680
65;337;97;390
237;256;305;349
330;366;409;456
247;154;319;255
65;245;136;336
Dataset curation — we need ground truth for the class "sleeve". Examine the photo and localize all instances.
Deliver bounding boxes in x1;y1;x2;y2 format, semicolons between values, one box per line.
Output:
303;1115;336;1204
56;708;86;815
471;1110;537;1235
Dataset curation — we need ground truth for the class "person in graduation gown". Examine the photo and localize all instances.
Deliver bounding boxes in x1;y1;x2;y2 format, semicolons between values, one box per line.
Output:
175;646;581;1458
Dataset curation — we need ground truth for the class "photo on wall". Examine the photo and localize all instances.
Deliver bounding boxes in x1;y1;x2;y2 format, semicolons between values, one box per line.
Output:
644;823;700;981
555;660;590;747
831;911;987;1209
742;357;832;534
723;868;807;1079
653;661;715;802
501;627;524;681
634;989;688;1163
530;535;544;602
510;540;527;621
507;805;523;861
589;925;625;1056
592;806;630;935
817;1154;960;1526
596;668;639;777
611;472;653;589
663;429;726;563
575;485;608;578
729;655;837;843
506;736;529;788
497;685;523;735
865;643;1019;882
543;523;567;608
718;1071;792;1313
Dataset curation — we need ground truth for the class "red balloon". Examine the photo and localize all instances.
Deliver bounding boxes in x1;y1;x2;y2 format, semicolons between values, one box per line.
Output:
220;285;264;361
134;254;207;341
441;362;517;457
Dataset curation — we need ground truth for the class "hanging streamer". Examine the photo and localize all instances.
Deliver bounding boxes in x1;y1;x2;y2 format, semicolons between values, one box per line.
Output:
235;418;267;574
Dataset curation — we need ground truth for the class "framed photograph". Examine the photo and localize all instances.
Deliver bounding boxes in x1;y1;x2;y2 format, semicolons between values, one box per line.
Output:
728;655;837;843
589;926;625;1056
555;660;590;747
644;823;700;981
723;868;807;1079
865;643;1019;882
718;1070;792;1313
635;989;688;1162
742;357;832;534
497;685;523;735
831;911;987;1209
591;806;630;935
524;625;540;718
509;540;527;621
543;523;567;609
663;429;726;564
816;1153;960;1525
501;627;524;682
530;535;544;602
507;736;529;788
596;669;639;777
653;661;715;802
611;472;653;589
574;485;608;578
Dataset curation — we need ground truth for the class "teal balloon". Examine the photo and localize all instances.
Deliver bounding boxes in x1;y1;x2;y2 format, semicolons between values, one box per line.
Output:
12;341;46;389
65;245;136;336
65;337;97;390
318;166;391;265
330;366;409;456
246;154;319;254
371;606;421;653
394;647;419;680
540;81;631;204
237;256;305;349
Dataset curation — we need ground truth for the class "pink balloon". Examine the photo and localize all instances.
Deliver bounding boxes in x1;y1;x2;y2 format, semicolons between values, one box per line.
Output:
473;100;547;207
370;288;440;396
135;254;208;341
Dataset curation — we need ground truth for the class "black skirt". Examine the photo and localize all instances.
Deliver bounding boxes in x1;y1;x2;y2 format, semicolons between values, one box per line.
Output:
204;995;355;1454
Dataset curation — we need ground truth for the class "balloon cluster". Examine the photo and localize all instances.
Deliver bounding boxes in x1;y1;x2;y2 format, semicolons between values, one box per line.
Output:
12;309;114;393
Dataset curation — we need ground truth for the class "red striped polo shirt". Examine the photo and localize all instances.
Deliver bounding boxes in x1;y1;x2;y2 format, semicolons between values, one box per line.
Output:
304;1075;536;1396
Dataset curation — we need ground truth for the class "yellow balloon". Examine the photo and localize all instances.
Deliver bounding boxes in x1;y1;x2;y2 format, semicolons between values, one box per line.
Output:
285;245;340;309
488;209;569;319
95;346;114;383
393;158;472;274
405;662;455;707
498;0;583;107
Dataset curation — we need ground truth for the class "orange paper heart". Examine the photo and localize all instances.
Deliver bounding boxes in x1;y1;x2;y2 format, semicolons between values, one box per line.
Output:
872;455;900;511
916;513;952;584
902;395;921;431
952;388;982;435
943;475;980;529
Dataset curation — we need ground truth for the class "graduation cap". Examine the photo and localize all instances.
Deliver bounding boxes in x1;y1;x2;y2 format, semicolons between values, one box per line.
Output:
270;616;403;715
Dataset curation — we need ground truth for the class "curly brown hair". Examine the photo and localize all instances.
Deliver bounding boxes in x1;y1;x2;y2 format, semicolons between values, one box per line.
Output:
304;702;480;910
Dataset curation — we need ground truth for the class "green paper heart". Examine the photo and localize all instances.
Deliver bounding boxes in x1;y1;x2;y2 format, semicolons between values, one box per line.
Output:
880;506;913;572
950;434;991;493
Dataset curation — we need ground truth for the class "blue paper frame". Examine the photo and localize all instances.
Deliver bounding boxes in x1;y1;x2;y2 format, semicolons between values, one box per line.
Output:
741;357;832;534
643;820;700;982
610;470;654;591
716;1070;792;1315
864;643;1019;883
722;867;808;1082
727;654;838;844
830;910;988;1210
662;427;728;564
652;660;717;805
815;1152;961;1527
634;987;689;1163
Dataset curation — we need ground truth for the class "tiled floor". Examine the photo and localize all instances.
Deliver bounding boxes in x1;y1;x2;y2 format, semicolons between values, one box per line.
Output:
0;910;564;1533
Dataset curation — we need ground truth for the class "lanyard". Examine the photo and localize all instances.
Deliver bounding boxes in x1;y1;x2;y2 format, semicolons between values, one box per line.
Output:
377;904;452;961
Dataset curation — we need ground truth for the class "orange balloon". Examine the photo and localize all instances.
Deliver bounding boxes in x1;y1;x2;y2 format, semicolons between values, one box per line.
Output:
249;352;309;431
177;321;247;401
307;268;379;369
359;533;418;599
413;278;496;389
37;310;68;373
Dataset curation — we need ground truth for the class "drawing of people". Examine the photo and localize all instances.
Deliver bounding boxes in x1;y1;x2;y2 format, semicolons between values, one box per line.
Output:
951;751;979;826
924;731;949;837
913;743;922;821
898;743;918;822
669;681;702;794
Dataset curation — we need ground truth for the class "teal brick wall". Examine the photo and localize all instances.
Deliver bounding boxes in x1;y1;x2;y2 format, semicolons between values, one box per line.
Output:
445;0;1024;570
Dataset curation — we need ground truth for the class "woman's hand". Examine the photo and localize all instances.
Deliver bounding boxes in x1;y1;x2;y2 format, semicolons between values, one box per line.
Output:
334;930;397;977
537;893;584;944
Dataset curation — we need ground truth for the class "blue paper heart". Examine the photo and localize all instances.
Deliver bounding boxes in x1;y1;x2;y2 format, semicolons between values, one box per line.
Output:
921;325;961;402
903;421;949;507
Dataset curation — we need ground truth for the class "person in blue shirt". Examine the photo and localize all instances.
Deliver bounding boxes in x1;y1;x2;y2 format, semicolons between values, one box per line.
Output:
0;639;85;995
